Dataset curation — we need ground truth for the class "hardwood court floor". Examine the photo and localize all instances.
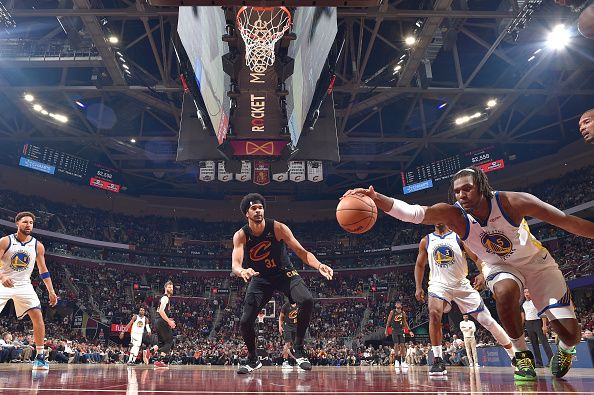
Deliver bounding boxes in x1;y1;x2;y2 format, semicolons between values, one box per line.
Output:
0;364;593;394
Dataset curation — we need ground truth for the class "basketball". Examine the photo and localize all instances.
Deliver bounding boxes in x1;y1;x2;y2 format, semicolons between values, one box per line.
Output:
336;194;377;234
578;5;594;39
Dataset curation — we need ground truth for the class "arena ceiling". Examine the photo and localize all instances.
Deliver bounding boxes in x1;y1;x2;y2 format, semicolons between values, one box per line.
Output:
0;0;593;200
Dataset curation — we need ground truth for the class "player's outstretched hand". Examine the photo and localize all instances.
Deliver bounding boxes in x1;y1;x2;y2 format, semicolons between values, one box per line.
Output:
48;291;58;307
473;273;485;290
319;264;333;280
342;185;377;200
0;275;14;288
415;288;425;303
239;268;260;282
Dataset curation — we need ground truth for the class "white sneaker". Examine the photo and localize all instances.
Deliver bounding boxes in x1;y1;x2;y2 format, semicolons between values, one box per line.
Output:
401;361;409;369
474;363;480;368
282;361;291;369
394;360;400;369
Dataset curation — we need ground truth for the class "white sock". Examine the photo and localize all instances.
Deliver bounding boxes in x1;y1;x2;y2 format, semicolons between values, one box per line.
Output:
510;336;528;353
36;346;45;358
504;345;514;358
558;340;575;352
432;345;442;359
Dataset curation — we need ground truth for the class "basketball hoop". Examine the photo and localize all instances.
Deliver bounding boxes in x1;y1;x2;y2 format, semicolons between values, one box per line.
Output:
257;311;266;324
236;6;292;74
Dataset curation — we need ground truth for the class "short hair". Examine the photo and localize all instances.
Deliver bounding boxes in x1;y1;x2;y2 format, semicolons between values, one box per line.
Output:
448;165;494;204
15;211;35;223
240;193;266;215
164;280;173;287
582;108;594;117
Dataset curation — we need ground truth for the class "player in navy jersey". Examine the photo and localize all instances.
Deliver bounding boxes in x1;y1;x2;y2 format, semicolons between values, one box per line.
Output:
232;193;333;374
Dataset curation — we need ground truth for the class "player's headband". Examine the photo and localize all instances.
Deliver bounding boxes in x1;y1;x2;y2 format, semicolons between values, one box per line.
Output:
249;200;263;208
454;168;476;175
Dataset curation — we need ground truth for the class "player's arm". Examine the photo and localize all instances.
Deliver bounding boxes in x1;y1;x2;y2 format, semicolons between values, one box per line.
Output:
145;319;152;334
158;296;175;328
36;242;57;306
403;311;414;336
507;191;594;238
275;221;333;280
385;310;393;336
541;316;549;335
231;229;259;282
278;308;285;334
520;309;525;326
414;237;428;303
120;315;136;338
0;236;13;287
460;241;486;290
343;186;464;227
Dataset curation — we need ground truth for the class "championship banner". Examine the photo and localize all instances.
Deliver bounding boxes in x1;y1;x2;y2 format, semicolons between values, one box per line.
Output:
289;161;305;182
198;161;215;181
307;161;323;182
253;160;270;185
229;140;288;156
217;162;233;182
272;171;288;182
235;160;252;182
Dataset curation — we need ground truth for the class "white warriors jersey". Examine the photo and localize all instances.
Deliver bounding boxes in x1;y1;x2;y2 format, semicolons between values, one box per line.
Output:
131;315;147;335
456;191;548;267
427;231;469;286
0;234;37;286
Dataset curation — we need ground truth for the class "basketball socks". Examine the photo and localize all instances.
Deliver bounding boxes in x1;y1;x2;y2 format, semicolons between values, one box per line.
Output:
432;346;443;359
504;344;515;358
510;336;528;353
558;340;576;352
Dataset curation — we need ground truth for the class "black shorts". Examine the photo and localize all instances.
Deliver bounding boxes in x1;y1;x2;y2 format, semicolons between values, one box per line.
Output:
283;327;297;343
392;333;406;344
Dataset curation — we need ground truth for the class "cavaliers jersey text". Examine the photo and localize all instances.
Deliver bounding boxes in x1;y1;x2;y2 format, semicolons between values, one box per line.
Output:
241;219;295;277
427;231;469;286
0;234;37;286
457;192;549;267
390;310;406;334
281;302;298;328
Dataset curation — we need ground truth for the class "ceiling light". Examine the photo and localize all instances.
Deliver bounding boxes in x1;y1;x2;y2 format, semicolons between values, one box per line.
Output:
547;24;571;50
55;114;68;123
75;100;86;108
108;35;119;44
33;104;43;112
122;64;129;70
486;99;497;108
455;116;469;125
438;103;447;109
116;51;123;56
404;36;416;46
130;138;136;143
24;93;34;102
393;65;402;72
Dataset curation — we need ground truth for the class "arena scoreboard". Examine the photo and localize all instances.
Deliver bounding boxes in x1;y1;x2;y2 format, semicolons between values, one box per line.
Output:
19;144;122;193
401;146;505;194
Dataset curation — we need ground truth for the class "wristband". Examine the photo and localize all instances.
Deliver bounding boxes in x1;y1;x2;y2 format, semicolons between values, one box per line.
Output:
385;198;426;224
40;272;51;280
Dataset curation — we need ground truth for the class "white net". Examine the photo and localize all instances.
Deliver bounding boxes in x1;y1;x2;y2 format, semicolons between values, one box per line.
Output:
236;6;291;74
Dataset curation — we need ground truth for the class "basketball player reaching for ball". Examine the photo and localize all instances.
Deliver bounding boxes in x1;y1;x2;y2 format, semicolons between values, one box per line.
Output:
278;300;298;368
153;280;175;369
345;166;594;380
0;212;58;371
415;223;514;376
385;301;413;371
120;307;154;365
232;193;333;374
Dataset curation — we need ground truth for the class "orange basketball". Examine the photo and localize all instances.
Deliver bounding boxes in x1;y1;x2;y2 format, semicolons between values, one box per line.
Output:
336;194;377;234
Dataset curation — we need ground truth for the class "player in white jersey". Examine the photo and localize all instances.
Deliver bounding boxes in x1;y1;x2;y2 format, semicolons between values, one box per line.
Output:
415;224;513;376
120;307;154;365
0;211;58;371
345;165;594;381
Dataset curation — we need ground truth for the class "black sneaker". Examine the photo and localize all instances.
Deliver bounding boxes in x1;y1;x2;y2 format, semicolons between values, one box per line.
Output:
550;342;575;378
512;351;537;381
292;347;312;371
429;357;447;376
236;358;262;374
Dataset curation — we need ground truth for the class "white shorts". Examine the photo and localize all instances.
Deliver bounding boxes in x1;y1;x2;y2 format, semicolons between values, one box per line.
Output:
131;333;143;347
483;254;575;321
428;281;484;315
0;283;41;319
